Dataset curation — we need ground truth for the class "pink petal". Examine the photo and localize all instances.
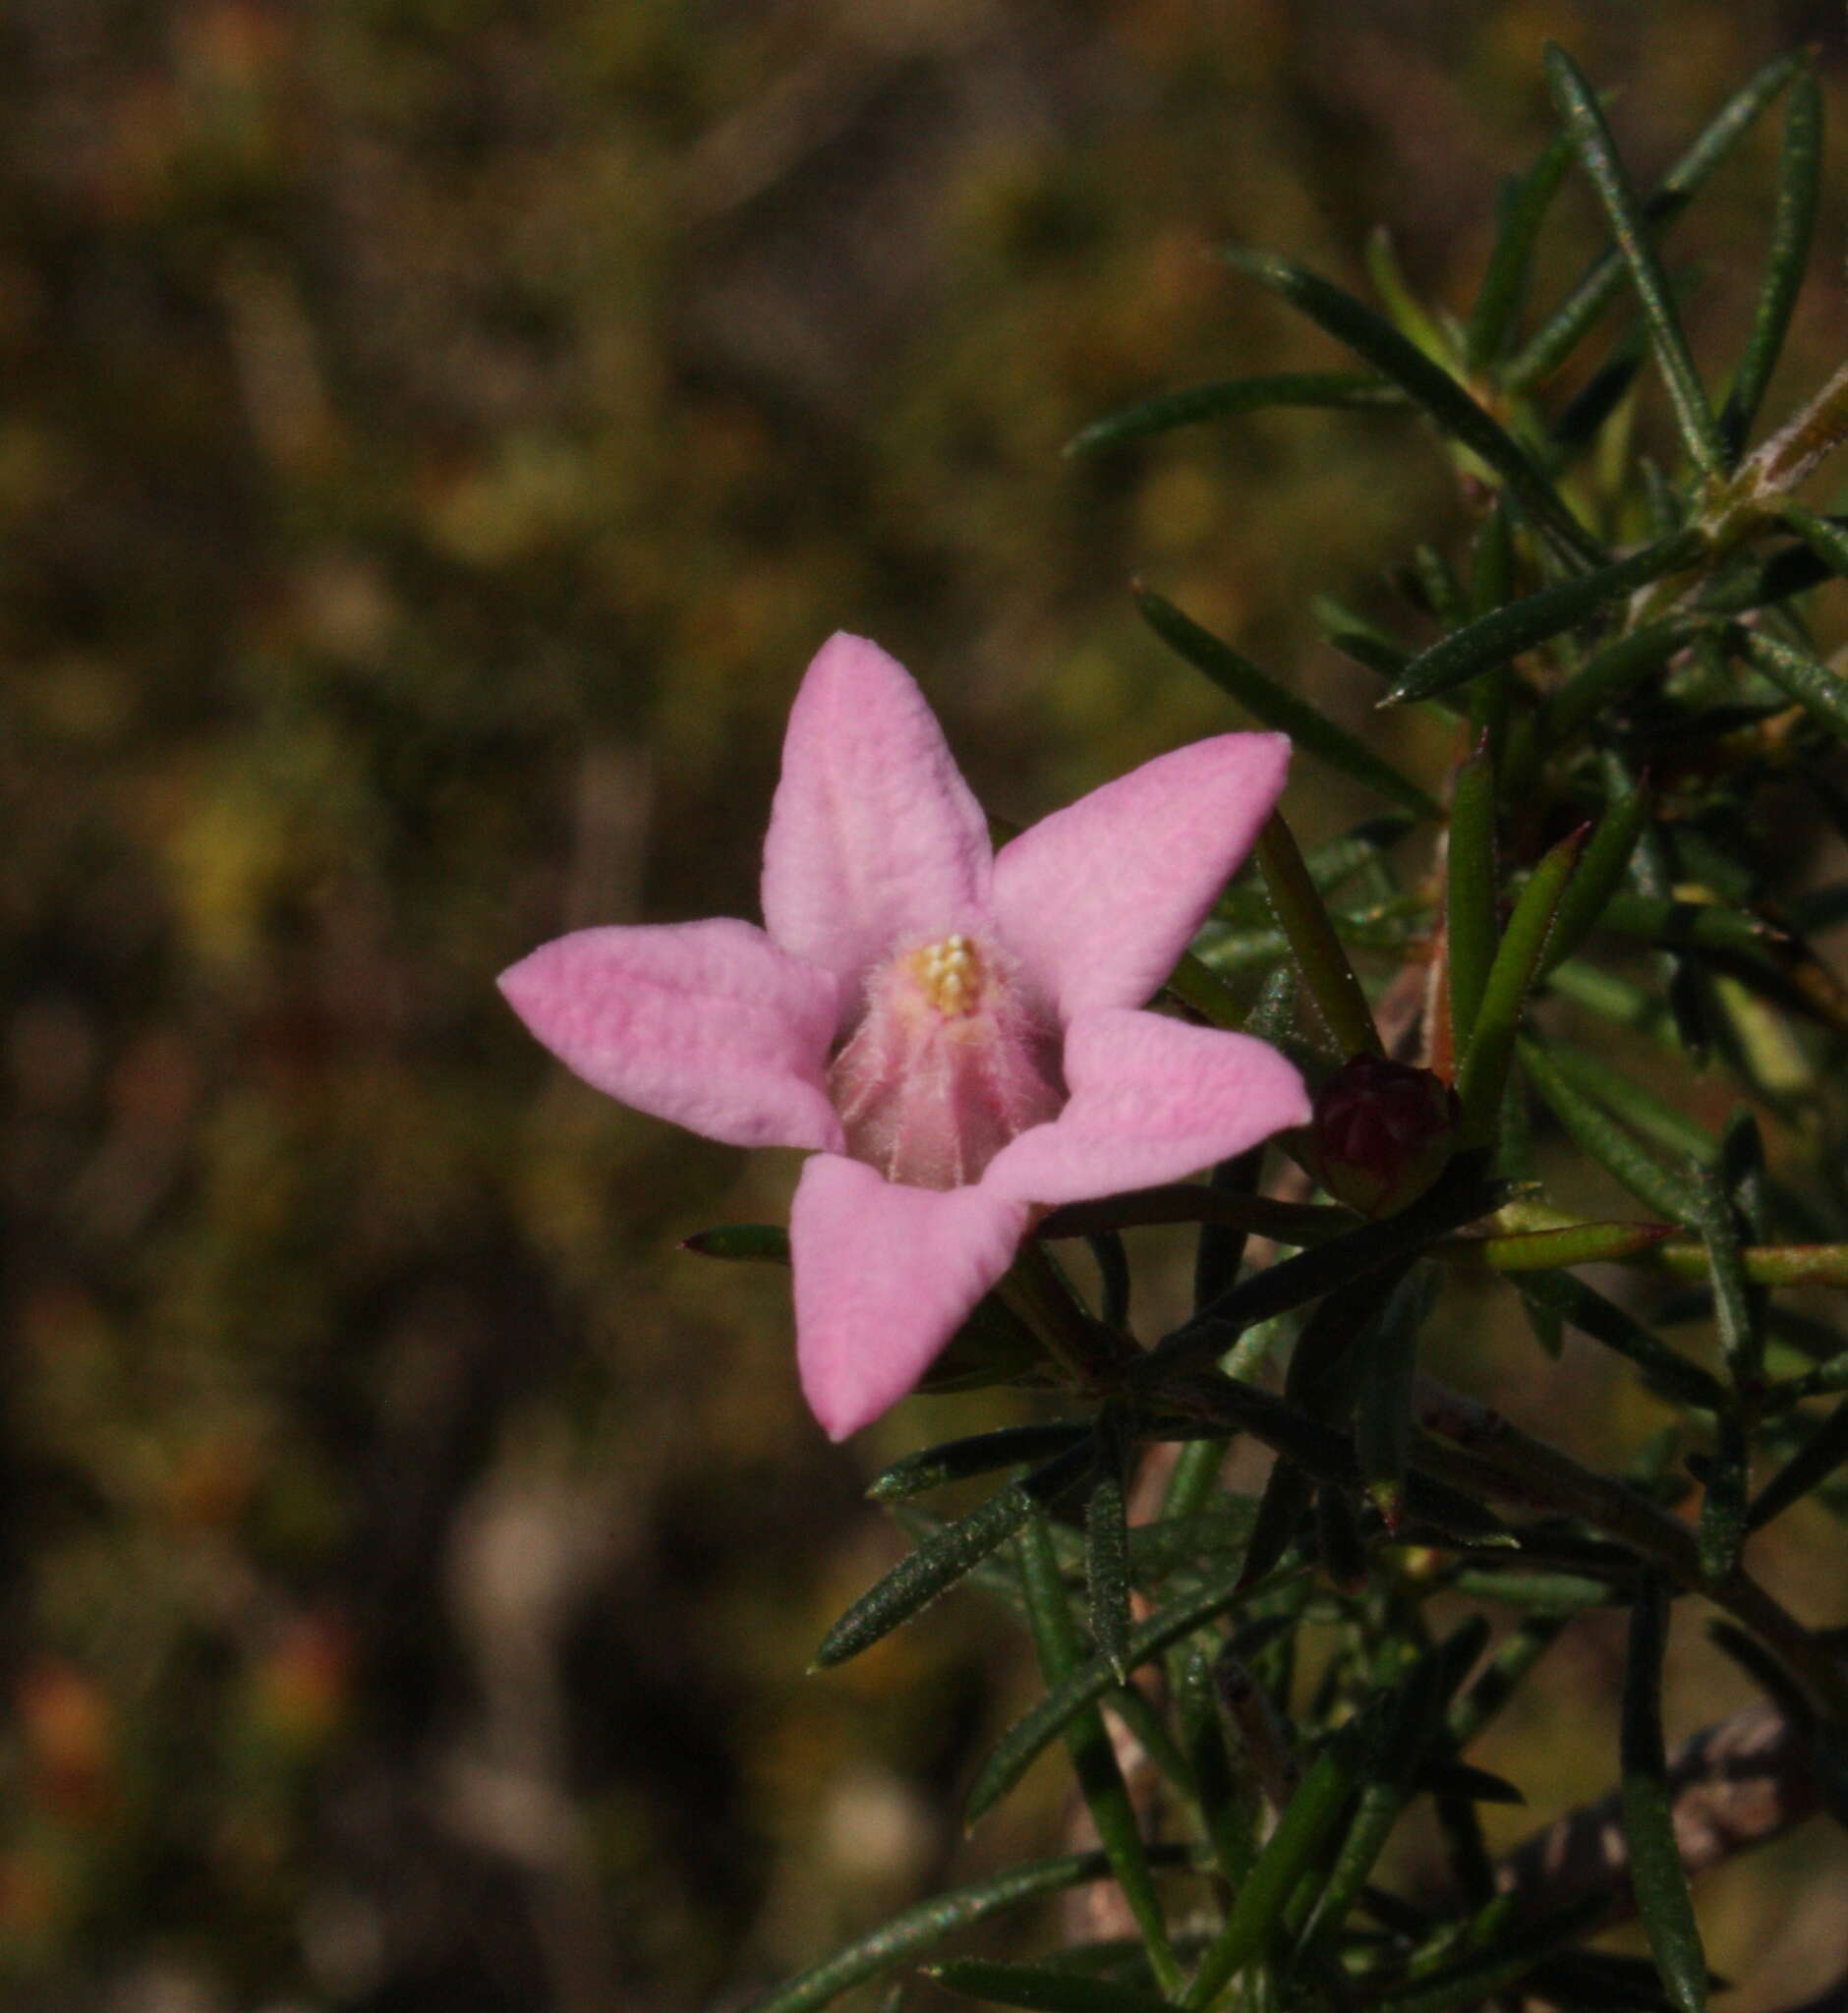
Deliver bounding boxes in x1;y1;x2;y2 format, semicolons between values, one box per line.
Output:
992;734;1290;1021
983;1006;1309;1205
790;1154;1028;1440
761;634;993;1013
498;917;844;1152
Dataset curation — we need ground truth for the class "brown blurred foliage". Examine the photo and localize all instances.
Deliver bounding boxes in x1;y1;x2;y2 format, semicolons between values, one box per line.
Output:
0;1;1844;2007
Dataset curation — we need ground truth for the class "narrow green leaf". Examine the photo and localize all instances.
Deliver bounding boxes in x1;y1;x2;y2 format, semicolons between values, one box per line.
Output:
930;1958;1176;2013
1365;224;1452;362
1314;1485;1369;1592
1237;1458;1313;1595
1039;1185;1350;1249
1386;528;1704;706
1520;1037;1704;1223
1366;1897;1611;2013
1254;812;1383;1059
1085;1430;1135;1685
1523;1292;1566;1357
1146;1157;1505;1382
1544;43;1726;476
1450;1613;1572;1748
681;1222;789;1262
1182;1706;1383;2007
1720;65;1822;458
1446;739;1497;1059
1176;1639;1258;1890
1292;1624;1484;1960
1776;501;1848;581
1466;130;1577;371
1307;817;1417;894
1137;588;1441;819
1159;1441;1229;1531
816;1444;1095;1668
1515;1271;1726;1409
1507;50;1806;391
1749;1395;1848;1530
1696;1411;1750;1582
966;1558;1304;1823
1507;195;1688;394
1544;958;1682;1044
1551;335;1646;453
1450;1568;1614;1610
1355;1269;1433;1528
1538;789;1655;977
1064;372;1403;456
1767;1350;1848;1411
1219;246;1601;566
1419;1759;1526;1806
1668;1241;1848;1292
1743;629;1848;743
1285;1261;1415;1415
1312;595;1415;683
1412;543;1467;631
1468;499;1516;619
1595;890;1780;961
1536;1039;1717;1165
1087;1231;1131;1331
868;1424;1095;1503
1619;1576;1708;2013
1701;532;1836;614
741;1846;1199;2013
1541;620;1701;746
1018;1508;1182;1993
1127;1498;1261;1581
1191;1149;1264;1319
1457;829;1586;1139
1476;1217;1678;1273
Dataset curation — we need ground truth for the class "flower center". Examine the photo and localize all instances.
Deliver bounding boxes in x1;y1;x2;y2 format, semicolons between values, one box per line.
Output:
908;933;983;1017
827;931;1064;1189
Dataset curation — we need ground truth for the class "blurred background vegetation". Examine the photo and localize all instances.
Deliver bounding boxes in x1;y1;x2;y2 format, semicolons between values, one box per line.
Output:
1;1;1845;2006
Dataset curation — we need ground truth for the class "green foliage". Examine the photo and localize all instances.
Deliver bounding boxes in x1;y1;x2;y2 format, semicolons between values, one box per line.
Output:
768;37;1848;2013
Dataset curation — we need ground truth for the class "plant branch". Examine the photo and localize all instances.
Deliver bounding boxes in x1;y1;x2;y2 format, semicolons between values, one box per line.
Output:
1494;1700;1817;1927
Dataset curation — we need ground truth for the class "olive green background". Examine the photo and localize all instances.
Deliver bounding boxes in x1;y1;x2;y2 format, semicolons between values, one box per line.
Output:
2;2;1844;2007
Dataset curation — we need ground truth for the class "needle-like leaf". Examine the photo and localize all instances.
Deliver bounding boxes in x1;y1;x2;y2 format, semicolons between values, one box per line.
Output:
1446;739;1497;1059
1544;44;1727;480
1138;588;1442;819
1466;130;1577;372
815;1442;1095;1667
1619;1576;1708;2013
1507;49;1804;391
1386;529;1704;706
741;1845;1201;2013
1720;63;1822;458
1065;371;1404;455
1220;246;1602;566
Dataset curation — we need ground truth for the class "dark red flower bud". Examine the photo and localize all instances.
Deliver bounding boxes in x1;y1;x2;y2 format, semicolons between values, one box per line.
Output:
1308;1057;1461;1218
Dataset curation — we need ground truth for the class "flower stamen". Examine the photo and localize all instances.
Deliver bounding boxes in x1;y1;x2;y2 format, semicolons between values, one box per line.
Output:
908;933;984;1018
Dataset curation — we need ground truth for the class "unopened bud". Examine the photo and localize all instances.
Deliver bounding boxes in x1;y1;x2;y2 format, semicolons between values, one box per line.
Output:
1308;1057;1461;1218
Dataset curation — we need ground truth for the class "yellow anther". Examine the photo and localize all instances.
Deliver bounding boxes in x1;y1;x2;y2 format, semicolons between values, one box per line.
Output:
905;934;985;1017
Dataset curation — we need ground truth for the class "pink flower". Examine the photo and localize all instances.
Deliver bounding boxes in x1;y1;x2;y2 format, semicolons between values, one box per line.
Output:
499;635;1308;1439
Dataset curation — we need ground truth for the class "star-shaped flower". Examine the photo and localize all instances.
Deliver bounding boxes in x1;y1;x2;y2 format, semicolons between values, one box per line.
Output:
499;634;1308;1438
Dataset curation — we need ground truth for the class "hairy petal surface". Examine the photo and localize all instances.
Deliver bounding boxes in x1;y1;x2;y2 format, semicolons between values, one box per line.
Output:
762;633;994;1014
498;918;843;1152
791;1155;1029;1439
983;1006;1309;1205
992;733;1290;1021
